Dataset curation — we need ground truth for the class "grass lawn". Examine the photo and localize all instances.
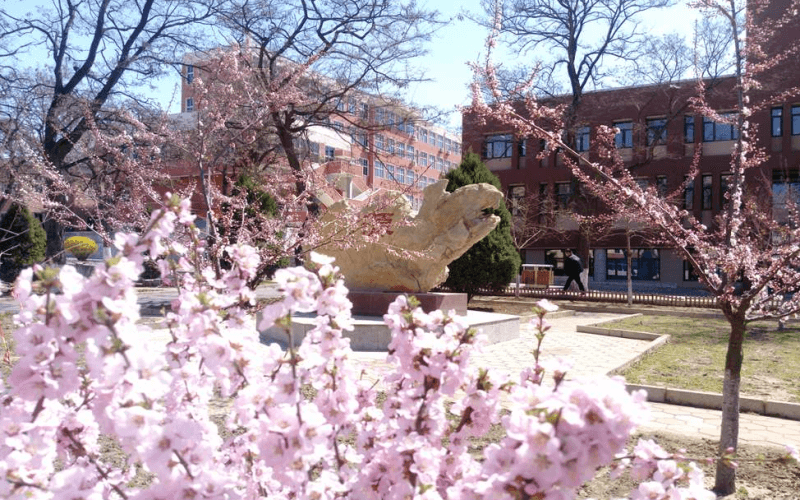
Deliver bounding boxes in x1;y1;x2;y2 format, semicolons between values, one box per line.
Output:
602;314;800;403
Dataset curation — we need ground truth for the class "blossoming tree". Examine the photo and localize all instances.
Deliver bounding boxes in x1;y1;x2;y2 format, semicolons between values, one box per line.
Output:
0;193;735;499
468;0;800;494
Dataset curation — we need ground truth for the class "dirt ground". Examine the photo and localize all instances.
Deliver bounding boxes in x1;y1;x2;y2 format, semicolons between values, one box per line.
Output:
578;431;800;499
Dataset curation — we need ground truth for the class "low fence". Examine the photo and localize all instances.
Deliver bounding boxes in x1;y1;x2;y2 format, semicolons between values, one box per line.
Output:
442;285;720;309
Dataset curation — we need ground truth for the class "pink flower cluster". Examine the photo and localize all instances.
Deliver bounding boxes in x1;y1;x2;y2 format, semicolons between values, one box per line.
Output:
1;195;716;499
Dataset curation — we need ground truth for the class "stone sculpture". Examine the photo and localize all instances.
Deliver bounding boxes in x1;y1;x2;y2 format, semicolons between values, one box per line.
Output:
317;180;502;293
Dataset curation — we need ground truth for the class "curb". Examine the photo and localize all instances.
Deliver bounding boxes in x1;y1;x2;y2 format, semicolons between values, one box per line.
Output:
625;384;800;421
581;319;800;422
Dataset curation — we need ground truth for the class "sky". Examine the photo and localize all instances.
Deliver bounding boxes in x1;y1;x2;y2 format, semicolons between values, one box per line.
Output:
401;0;697;130
3;0;698;131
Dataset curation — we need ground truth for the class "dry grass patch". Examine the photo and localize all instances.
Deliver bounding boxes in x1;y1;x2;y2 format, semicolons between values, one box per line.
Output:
601;315;800;403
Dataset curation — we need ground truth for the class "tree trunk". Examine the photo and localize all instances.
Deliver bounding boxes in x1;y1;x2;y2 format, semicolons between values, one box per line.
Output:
626;231;633;306
714;311;746;495
43;218;66;264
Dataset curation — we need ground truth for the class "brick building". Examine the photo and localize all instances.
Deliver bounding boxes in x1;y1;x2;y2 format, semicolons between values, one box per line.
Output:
461;0;799;293
178;53;462;214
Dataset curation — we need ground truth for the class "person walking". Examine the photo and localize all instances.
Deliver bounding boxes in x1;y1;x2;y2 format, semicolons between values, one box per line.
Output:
562;249;585;292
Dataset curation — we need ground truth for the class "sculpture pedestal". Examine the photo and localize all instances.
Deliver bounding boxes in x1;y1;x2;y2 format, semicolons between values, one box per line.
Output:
347;290;468;316
259;309;520;352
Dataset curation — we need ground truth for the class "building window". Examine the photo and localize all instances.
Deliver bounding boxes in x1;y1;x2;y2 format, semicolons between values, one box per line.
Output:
792;105;800;135
556;182;572;209
185;65;194;84
683;259;699;281
606;249;660;281
374;161;384;178
360;103;369;119
375;135;384;151
656;176;668;197
483;134;513;159
614;121;633;148
375;108;384;125
419;128;428;143
325;146;335;160
772;169;800;215
702;174;713;210
397;167;405;184
509;185;525;216
772;107;783;137
407;145;415;161
407;170;415;186
437;134;444;149
185;98;194;112
429;132;436;146
684;176;694;210
419;152;428;167
646;118;667;146
684;115;695;143
355;133;367;147
386;164;395;181
387;138;395;154
703;113;739;142
518;138;527;157
360;158;368;176
575;126;590;152
397;143;405;157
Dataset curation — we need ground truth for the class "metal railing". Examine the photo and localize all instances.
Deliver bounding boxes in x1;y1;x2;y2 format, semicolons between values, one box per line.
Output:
441;286;721;309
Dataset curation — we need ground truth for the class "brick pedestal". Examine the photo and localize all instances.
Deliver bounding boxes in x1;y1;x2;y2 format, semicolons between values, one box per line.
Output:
347;290;468;316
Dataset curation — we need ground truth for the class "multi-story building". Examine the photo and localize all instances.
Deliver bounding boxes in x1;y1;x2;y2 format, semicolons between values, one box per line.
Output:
178;52;462;214
462;0;799;293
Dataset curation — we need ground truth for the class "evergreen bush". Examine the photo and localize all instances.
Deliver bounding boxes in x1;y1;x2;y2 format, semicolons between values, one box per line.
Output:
0;204;47;283
443;153;521;299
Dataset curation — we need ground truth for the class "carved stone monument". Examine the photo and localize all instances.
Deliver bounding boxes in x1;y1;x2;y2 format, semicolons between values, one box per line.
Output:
316;179;503;293
260;180;520;350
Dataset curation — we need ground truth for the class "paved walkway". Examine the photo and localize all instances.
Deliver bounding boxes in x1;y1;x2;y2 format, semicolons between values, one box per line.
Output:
345;312;800;450
3;288;799;450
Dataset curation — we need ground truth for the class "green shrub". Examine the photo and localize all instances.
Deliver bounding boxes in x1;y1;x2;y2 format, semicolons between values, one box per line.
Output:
443;153;521;300
0;204;47;283
64;236;99;261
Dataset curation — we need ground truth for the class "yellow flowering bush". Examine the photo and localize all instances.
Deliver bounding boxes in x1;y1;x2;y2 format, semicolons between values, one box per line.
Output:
64;235;98;261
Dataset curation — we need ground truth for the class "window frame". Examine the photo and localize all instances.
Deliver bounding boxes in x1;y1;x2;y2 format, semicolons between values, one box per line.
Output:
701;174;713;210
555;181;572;209
614;121;633;149
684;115;695;143
606;248;661;281
575;126;590;152
772;107;783;137
646;117;667;146
792;105;800;136
482;134;514;159
703;113;739;142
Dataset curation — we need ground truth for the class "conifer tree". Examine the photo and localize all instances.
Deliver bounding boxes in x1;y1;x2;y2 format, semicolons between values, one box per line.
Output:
444;153;521;300
0;204;46;283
